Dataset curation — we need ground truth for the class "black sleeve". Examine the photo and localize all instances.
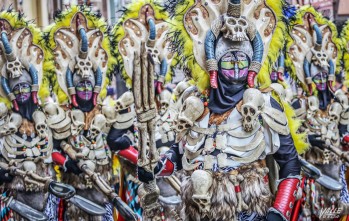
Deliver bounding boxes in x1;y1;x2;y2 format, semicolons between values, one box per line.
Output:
107;126;133;151
53;138;63;152
270;97;301;179
339;123;348;137
164;143;183;171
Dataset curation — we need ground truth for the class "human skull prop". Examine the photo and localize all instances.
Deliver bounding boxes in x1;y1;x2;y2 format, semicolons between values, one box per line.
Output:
335;90;349;111
89;114;106;140
328;102;343;124
102;105;117;123
115;91;134;111
159;90;172;115
307;96;319;119
75;56;93;79
191;170;213;213
70;109;85;136
33;111;48;139
241;88;264;132
146;46;160;64
173;81;190;97
44;102;59;116
1;113;22;136
311;48;329;68
172;96;204;134
221;17;249;42
6;57;23;78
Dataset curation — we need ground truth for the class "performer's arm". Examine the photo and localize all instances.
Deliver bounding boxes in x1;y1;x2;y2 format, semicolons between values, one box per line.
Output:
51;138;82;175
267;98;301;221
137;143;183;183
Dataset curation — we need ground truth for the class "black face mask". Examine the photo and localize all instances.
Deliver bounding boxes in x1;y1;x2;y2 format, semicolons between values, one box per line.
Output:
208;71;246;114
17;97;36;121
76;95;94;113
317;89;332;111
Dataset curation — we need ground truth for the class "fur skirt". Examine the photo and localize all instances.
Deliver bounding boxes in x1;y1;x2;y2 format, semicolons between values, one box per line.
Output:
180;162;272;221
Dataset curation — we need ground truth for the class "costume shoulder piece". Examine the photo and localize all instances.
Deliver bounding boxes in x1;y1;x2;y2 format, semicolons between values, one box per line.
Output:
45;5;114;106
340;20;349;87
168;0;288;91
0;9;51;110
111;0;175;87
285;6;341;94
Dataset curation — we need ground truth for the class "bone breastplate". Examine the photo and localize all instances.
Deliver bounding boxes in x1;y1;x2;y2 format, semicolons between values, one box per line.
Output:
156;111;176;146
69;133;111;165
1;130;52;163
181;94;281;171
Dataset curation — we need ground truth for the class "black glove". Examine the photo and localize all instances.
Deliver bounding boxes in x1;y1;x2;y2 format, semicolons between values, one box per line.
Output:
0;168;14;185
109;136;132;152
64;159;82;175
308;134;326;149
137;160;164;184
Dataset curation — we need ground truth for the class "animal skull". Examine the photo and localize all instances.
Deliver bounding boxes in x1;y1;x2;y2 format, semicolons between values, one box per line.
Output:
328;102;343;124
159;90;172;115
191;170;213;213
335;90;349;111
311;48;329;68
241;88;264;132
146;46;160;64
33;111;48;139
221;17;249;42
75;56;93;79
70;109;85;136
89;114;106;140
6;57;23;78
102;105;117;123
172;96;204;134
307;96;319;119
115;91;134;111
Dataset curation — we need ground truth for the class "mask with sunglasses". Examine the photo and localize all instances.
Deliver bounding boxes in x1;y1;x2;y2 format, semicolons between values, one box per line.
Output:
219;51;250;83
312;72;328;91
76;80;93;101
13;83;32;104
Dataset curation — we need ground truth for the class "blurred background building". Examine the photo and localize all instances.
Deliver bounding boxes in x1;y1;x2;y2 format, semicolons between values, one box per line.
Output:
0;0;133;28
0;0;346;29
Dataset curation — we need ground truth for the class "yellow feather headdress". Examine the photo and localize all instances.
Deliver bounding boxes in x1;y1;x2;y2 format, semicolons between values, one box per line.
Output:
340;20;349;87
285;6;342;94
44;5;115;104
0;9;52;108
168;0;288;91
111;0;175;88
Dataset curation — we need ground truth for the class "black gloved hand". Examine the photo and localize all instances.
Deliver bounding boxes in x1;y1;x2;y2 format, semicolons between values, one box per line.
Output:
308;134;326;149
0;168;14;185
109;136;132;152
64;159;82;175
137;159;164;184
